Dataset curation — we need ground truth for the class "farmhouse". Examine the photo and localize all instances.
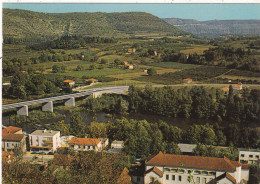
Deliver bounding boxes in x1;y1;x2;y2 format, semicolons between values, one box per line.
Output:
221;82;243;95
29;129;61;152
144;152;249;184
85;78;98;84
63;79;75;87
2;126;26;152
128;48;136;53
183;78;192;84
69;137;104;152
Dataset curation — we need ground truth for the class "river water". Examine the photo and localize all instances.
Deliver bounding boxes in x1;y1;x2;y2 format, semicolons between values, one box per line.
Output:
2;107;215;134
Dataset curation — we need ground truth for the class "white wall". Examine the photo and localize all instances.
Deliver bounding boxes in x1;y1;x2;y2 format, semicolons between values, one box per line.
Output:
30;132;61;152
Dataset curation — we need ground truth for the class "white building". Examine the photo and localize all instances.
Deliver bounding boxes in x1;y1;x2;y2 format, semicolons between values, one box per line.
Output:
238;148;260;164
29;129;61;152
144;152;249;184
69;137;103;152
111;140;124;149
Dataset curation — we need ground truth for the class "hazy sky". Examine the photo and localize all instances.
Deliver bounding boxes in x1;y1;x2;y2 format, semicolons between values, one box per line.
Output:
3;3;260;21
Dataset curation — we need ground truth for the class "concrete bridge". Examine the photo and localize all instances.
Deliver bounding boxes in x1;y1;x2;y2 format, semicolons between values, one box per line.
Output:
2;86;128;116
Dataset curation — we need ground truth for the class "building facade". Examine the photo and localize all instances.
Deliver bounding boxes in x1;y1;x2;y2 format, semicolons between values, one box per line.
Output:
69;137;103;152
144;152;249;184
111;140;124;149
238;148;260;164
29;129;61;152
2;126;26;152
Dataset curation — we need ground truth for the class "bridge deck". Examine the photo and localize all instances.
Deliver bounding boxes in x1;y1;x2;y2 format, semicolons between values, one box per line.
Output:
2;86;128;110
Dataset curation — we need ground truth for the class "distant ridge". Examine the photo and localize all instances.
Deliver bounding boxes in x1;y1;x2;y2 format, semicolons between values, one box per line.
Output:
3;8;183;40
163;18;260;38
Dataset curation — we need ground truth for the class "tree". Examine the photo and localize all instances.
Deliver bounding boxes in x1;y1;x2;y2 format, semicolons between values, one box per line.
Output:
69;111;85;137
147;68;157;76
166;142;181;154
76;65;84;71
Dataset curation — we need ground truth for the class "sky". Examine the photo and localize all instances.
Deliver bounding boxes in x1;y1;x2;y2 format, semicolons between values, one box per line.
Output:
2;3;260;21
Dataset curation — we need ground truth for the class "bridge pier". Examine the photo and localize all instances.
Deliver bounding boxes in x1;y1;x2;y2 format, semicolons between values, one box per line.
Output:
17;105;29;116
42;101;53;112
65;97;75;106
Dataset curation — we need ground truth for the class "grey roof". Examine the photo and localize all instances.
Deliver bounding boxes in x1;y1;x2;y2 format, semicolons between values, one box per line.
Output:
30;129;60;136
178;143;197;153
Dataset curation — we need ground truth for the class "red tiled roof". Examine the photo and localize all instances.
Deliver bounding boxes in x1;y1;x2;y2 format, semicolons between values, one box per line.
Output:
2;133;24;142
70;138;102;146
231;161;242;167
117;168;131;184
2;126;22;134
63;80;75;83
221;87;229;92
146;152;237;172
145;166;163;177
215;172;236;184
242;164;249;170
183;78;192;81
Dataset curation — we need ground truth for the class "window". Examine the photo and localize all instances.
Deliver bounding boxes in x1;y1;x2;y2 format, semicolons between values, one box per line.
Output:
7;143;9;147
202;171;208;175
249;155;253;158
166;174;169;180
194;171;200;175
179;176;182;181
203;178;207;184
256;155;259;159
172;175;175;180
196;177;200;183
241;154;245;157
188;170;192;174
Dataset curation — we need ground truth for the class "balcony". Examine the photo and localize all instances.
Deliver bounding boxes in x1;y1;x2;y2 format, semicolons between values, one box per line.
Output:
43;140;53;144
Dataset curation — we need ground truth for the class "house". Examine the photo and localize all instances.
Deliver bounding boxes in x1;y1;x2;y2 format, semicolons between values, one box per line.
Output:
128;48;136;53
144;152;249;184
69;137;103;152
178;143;229;156
117;168;132;184
2;126;26;152
125;63;134;69
85;78;98;84
177;143;197;155
233;82;243;90
221;83;243;95
63;80;75;87
238;148;260;164
111;140;124;149
183;78;192;84
29;129;61;152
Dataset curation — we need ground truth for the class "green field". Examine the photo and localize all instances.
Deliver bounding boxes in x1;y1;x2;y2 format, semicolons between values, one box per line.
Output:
147;62;197;69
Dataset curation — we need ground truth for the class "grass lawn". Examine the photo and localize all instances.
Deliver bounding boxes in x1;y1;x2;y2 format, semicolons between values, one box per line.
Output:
84;79;155;89
57;68;135;78
180;45;210;55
